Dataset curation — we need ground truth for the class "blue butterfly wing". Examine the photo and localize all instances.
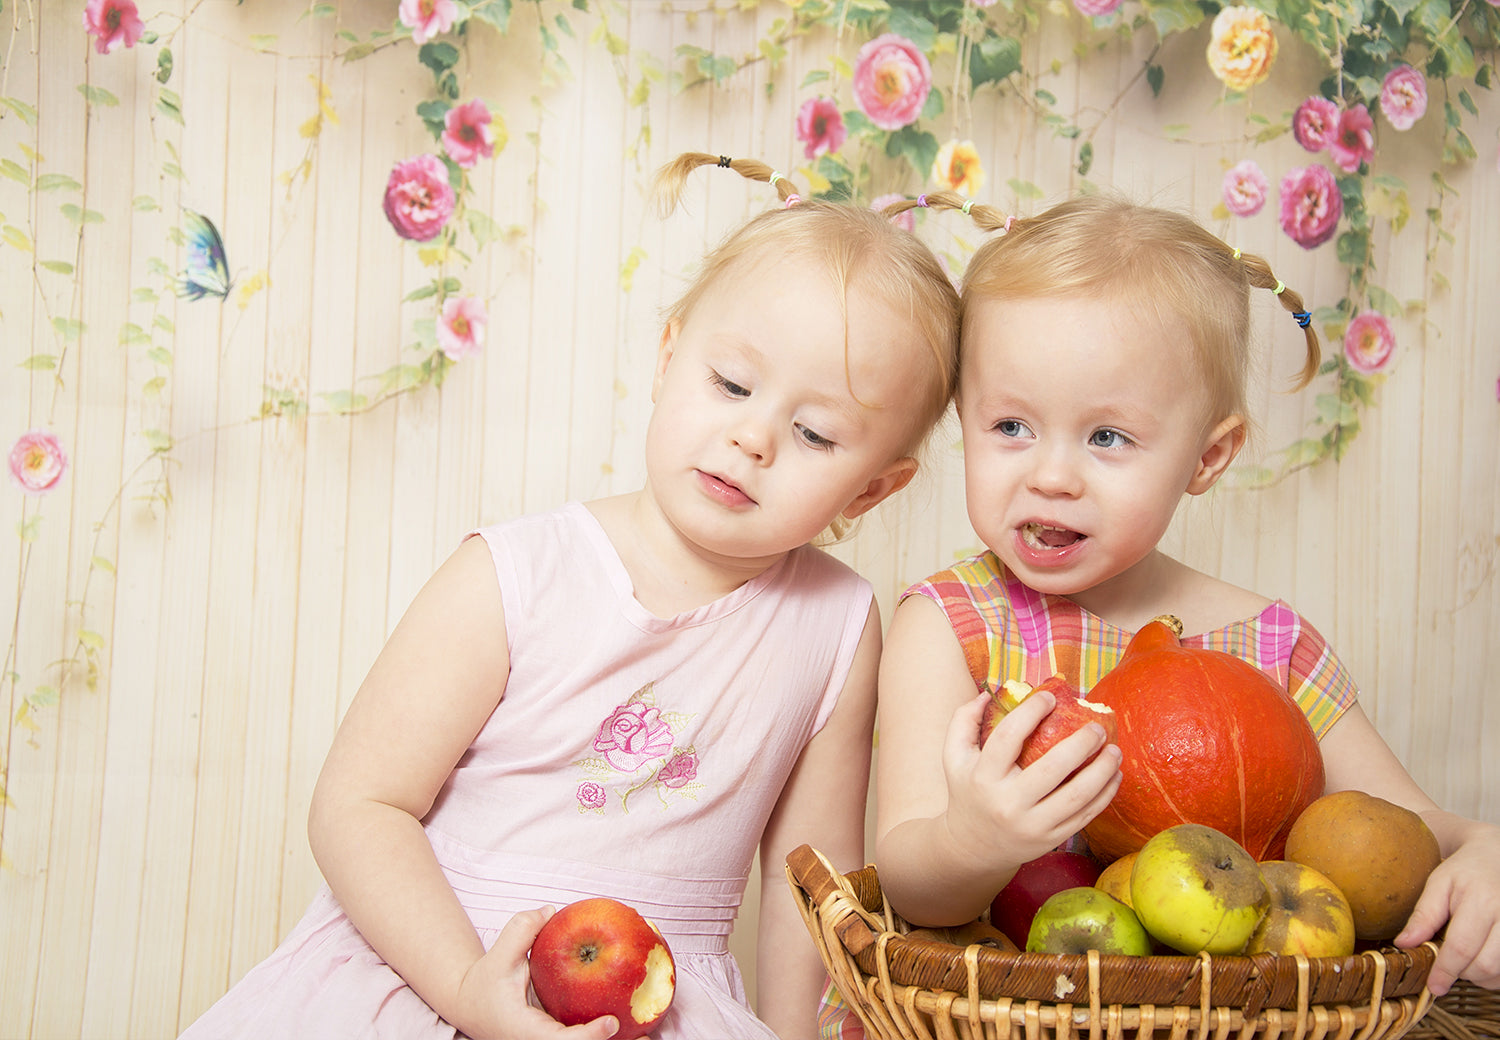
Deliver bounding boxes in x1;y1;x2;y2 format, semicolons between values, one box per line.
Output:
177;210;232;301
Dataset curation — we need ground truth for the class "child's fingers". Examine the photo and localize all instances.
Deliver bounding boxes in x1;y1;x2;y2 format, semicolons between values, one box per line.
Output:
558;1015;620;1039
942;692;995;771
973;688;1054;771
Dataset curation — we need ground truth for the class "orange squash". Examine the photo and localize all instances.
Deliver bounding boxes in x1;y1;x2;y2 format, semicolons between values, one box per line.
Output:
1082;615;1325;862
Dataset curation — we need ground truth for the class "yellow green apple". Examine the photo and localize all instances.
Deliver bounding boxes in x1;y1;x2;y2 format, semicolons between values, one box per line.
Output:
1025;886;1152;956
1094;852;1137;908
1130;823;1269;955
1245;860;1355;958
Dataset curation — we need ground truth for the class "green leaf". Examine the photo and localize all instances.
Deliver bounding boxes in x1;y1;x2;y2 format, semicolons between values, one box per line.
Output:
1077;141;1094;177
78;630;106;651
77;83;119;107
1146;63;1164;97
248;35;277;53
35;173;81;193
1;96;39;125
885;126;939;183
466;208;502;247
800;70;830;88
142;429;174;453
156;47;174;83
418;41;461;75
132;195;160;212
970;34;1022;89
470;0;513;32
91;556;117;575
132;287;159;303
18;353;58;371
886;6;937;51
52;317;85;341
40;260;74;275
2;224;32;251
147;347;174;365
1366;284;1400;315
30;685;59;707
157;89;184;125
119;322;152;345
18;515;42;542
320;389;369;414
0;159;28;184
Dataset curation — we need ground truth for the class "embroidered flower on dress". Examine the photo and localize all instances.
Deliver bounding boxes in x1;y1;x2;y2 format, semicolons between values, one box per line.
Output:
657;750;699;789
576;781;607;811
594;701;674;772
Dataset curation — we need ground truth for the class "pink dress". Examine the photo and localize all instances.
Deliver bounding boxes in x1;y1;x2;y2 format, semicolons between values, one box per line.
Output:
180;502;873;1039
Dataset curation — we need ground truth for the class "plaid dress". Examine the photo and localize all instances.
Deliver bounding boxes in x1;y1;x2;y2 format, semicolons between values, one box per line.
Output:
907;550;1357;738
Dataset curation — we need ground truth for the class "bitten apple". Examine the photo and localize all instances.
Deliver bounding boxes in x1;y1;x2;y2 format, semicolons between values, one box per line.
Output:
989;849;1103;948
979;677;1117;773
529;897;676;1038
1026;887;1152;956
1245;860;1355;958
1131;824;1269;955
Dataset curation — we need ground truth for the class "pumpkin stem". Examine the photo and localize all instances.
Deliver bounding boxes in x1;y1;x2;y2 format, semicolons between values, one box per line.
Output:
1150;614;1185;637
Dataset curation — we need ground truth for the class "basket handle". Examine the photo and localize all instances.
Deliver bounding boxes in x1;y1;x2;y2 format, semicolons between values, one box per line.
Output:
786;843;845;906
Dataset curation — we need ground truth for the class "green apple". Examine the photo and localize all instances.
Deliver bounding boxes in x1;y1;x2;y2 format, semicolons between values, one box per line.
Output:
1025;886;1152;956
1131;823;1269;955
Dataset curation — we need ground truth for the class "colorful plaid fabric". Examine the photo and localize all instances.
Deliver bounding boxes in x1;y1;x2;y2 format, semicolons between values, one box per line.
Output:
816;980;867;1040
906;550;1357;738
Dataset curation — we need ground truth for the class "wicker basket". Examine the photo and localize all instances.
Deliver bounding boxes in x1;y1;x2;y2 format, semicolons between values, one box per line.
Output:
787;843;1442;1040
1405;983;1500;1040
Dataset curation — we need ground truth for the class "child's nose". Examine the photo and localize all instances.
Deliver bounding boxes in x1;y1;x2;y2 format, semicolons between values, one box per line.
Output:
730;414;775;463
1028;444;1083;496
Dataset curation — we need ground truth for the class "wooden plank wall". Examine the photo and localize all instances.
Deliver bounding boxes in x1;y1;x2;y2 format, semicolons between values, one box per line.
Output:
0;1;1495;1036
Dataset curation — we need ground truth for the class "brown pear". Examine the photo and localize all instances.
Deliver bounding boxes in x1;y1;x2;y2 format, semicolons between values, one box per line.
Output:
1283;790;1441;942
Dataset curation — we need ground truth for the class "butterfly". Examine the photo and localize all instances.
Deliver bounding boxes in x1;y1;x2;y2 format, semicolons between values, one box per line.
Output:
176;209;232;301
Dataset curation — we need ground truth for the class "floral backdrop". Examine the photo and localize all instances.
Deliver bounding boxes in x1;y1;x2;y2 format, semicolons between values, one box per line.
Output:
1;0;1497;1034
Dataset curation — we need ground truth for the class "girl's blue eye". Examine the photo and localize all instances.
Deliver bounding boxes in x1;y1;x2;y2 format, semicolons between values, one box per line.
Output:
797;424;835;451
996;419;1031;438
1090;428;1131;449
710;372;749;397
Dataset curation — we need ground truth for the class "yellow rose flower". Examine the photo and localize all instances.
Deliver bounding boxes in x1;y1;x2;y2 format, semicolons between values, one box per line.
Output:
932;139;985;197
1206;6;1278;92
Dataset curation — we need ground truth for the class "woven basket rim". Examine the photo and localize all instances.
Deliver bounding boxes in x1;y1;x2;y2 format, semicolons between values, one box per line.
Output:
786;843;1439;1018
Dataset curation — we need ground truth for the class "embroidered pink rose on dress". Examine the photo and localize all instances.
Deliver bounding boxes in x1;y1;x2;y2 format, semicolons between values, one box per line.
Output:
657;751;699;789
577;782;607;812
595;702;674;772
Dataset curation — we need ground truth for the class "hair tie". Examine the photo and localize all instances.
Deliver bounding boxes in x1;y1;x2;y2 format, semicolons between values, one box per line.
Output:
716;155;732;168
783;193;801;208
961;199;974;214
1232;247;1242;259
1273;280;1286;295
768;171;782;187
916;194;928;208
1003;215;1016;234
1293;310;1312;328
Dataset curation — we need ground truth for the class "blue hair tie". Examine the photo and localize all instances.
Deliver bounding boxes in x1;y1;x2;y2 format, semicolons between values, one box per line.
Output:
1293;311;1312;328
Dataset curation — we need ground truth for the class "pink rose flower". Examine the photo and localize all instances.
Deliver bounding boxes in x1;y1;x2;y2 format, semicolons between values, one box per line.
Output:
382;154;455;242
594;703;673;772
795;97;847;160
9;429;68;494
870;193;915;233
853;34;932;131
1222;159;1269;217
1206;6;1278;92
1344;311;1395;373
576;782;607;810
1293;96;1340;152
1379;65;1428;131
1279;164;1343;249
82;0;145;55
442;100;496;169
1074;0;1124;16
438;296;487;361
657;750;699;789
932;139;985;197
1329;104;1375;173
398;0;458;46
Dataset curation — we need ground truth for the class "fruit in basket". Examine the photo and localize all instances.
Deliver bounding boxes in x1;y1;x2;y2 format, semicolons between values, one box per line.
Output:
989;849;1104;948
1245;860;1355;957
1081;614;1325;862
979;676;1117;776
1283;790;1442;941
1094;852;1137;908
1131;823;1269;955
529;897;676;1038
1026;886;1152;956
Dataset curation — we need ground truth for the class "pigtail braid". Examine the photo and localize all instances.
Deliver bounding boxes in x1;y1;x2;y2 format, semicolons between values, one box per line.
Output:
1232;248;1321;390
651;152;799;217
879;190;1017;234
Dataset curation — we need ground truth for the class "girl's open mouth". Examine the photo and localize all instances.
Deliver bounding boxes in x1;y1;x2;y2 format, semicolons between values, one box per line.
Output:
1021;522;1086;550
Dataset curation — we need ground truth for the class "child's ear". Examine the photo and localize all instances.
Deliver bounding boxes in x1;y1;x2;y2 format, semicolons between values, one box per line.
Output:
650;321;680;403
1187;415;1247;495
842;457;919;520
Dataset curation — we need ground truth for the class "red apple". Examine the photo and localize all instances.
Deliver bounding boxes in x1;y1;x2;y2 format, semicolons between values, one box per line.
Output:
529;897;676;1038
989;849;1104;948
979;677;1118;774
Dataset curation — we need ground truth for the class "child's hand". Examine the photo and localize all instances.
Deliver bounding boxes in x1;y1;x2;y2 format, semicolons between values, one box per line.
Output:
455;906;622;1040
1396;823;1500;995
939;689;1122;874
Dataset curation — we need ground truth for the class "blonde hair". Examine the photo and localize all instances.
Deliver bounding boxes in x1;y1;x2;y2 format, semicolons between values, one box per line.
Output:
652;154;962;536
887;191;1320;426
